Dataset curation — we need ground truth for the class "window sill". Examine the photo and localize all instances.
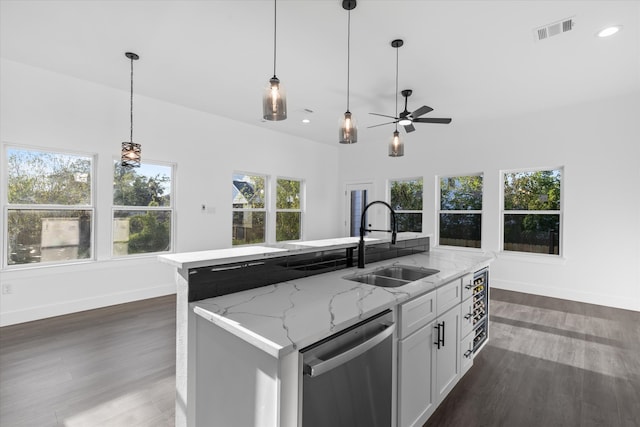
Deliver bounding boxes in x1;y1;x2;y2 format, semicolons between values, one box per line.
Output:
497;251;567;265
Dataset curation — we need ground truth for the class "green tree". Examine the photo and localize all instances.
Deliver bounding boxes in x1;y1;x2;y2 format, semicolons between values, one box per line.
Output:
390;179;423;232
114;163;170;207
276;179;301;241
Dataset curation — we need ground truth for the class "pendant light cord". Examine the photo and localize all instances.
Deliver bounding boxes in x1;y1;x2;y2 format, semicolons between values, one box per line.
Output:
346;8;351;111
394;45;399;132
129;55;134;143
273;0;277;77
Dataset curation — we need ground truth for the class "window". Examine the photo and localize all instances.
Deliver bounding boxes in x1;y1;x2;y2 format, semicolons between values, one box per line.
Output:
389;178;423;232
502;168;562;255
4;146;94;266
276;178;302;241
438;174;483;248
232;173;266;245
113;161;174;256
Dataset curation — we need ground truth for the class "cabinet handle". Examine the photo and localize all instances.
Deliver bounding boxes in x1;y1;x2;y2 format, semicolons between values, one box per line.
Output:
433;324;441;349
464;313;472;320
464;349;473;358
465;284;473;290
441;321;446;347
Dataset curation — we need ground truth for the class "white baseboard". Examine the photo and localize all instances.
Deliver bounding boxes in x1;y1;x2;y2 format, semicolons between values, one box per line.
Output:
491;278;639;312
0;283;176;327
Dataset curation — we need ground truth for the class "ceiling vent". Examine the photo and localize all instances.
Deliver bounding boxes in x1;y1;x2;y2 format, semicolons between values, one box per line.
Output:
534;17;575;41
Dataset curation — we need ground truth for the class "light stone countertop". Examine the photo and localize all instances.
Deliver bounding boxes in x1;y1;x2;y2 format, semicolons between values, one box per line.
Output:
192;249;494;358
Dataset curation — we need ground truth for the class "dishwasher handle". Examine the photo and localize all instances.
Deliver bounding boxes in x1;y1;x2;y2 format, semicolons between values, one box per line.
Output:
303;322;395;378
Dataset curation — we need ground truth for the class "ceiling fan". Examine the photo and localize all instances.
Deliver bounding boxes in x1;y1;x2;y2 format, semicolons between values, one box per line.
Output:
368;89;452;133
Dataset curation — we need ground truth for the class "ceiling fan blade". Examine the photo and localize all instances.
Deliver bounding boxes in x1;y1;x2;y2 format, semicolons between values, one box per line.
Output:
369;112;398;119
403;123;416;133
413;117;452;124
410;105;434;118
367;121;397;129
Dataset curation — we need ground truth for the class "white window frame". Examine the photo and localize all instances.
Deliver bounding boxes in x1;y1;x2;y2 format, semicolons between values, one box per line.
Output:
2;143;96;269
500;166;564;258
232;171;269;246
274;176;304;242
436;173;484;251
111;159;176;258
388;176;424;233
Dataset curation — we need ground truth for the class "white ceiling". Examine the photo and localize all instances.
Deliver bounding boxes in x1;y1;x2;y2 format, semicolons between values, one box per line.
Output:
2;0;639;146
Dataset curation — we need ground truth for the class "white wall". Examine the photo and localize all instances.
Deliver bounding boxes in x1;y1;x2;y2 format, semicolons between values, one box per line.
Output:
339;92;640;312
0;59;341;326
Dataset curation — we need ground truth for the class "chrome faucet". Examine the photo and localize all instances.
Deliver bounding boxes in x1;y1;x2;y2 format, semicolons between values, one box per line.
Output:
358;201;397;268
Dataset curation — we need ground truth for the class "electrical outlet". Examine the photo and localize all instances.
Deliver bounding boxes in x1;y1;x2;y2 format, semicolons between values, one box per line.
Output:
2;283;13;295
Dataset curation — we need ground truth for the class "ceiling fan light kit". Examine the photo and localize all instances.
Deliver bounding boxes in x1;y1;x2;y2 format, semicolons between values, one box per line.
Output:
263;0;287;121
121;51;141;168
339;0;358;144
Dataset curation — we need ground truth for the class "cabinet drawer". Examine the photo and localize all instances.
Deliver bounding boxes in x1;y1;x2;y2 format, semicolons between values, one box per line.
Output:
460;332;474;376
400;291;436;339
436;279;461;315
461;273;474;301
460;298;474;339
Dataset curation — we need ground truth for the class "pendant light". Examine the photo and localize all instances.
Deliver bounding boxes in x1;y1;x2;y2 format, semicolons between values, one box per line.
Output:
121;52;141;168
389;40;404;157
339;0;357;144
262;0;287;121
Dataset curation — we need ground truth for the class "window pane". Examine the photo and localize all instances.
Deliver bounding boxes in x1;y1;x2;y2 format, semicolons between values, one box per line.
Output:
233;174;265;209
114;162;172;207
440;175;482;210
504;170;561;210
276;179;301;209
7;148;91;205
439;213;481;248
390;179;423;211
7;209;92;265
113;210;172;255
396;213;422;233
232;211;266;245
276;212;301;241
504;214;560;255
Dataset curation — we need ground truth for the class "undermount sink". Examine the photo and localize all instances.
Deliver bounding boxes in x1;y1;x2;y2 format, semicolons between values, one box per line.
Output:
347;264;440;288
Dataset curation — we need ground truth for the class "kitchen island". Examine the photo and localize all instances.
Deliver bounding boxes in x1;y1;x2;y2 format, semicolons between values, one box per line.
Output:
159;236;493;427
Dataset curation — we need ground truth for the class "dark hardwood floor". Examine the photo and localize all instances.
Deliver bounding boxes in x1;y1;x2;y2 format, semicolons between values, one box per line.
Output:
0;295;176;427
425;289;640;427
1;290;638;426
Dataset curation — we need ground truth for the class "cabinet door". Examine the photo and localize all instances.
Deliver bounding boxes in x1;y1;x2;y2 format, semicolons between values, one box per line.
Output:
399;290;436;339
436;278;461;315
460;332;474;376
461;273;474;301
433;307;460;404
398;322;436;427
460;297;474;339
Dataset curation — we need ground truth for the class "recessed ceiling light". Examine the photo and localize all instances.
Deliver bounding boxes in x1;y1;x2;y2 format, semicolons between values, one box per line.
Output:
302;119;310;124
597;25;621;38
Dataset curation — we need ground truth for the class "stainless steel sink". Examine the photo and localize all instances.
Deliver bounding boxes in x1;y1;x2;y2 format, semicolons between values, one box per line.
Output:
373;265;440;282
348;274;409;288
347;264;440;288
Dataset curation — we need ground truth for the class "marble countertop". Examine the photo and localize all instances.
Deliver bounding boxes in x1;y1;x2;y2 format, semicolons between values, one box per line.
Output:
158;236;382;270
192;249;493;358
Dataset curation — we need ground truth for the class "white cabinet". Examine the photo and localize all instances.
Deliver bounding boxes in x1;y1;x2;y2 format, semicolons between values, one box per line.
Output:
433;307;460;403
397;279;462;427
398;318;436;427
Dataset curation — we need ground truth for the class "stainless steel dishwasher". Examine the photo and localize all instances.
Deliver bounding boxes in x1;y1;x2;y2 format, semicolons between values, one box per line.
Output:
301;309;395;427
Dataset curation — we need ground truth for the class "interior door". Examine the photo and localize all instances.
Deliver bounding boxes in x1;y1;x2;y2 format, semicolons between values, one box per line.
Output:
345;183;373;237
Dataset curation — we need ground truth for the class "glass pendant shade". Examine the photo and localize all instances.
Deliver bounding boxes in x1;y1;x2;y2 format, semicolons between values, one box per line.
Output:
121;52;141;168
339;111;358;144
389;130;404;157
121;142;141;168
263;76;287;121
